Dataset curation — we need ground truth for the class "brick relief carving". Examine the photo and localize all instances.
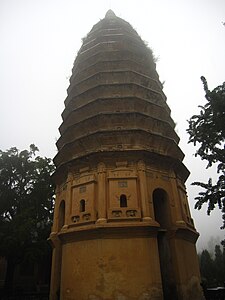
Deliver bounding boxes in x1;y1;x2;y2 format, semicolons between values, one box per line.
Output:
126;210;137;217
109;208;141;220
112;210;122;217
72;215;80;223
83;213;91;221
118;181;127;187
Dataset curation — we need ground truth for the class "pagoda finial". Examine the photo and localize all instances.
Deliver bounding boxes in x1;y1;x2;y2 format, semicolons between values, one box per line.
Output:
105;9;116;19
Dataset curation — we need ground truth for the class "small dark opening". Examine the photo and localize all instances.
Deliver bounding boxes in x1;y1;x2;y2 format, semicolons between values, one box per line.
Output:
153;189;170;229
120;194;127;207
58;200;65;231
153;188;178;300
80;199;85;212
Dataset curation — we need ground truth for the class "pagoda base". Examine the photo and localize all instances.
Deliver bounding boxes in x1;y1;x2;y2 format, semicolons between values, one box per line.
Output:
49;225;204;300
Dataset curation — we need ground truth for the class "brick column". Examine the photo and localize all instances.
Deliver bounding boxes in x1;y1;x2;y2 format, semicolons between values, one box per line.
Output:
96;162;107;223
63;172;73;227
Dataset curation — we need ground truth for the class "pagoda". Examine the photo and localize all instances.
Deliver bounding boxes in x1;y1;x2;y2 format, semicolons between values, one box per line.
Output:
49;10;204;300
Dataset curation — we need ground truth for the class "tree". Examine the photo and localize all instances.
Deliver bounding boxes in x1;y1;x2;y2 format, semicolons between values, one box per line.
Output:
214;245;224;285
199;249;215;286
198;245;225;287
187;77;225;229
0;145;55;294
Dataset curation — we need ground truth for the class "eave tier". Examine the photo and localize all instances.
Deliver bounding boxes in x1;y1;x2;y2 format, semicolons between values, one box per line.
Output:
56;112;179;150
69;50;159;86
59;97;175;135
62;82;170;121
53;129;184;168
66;70;163;105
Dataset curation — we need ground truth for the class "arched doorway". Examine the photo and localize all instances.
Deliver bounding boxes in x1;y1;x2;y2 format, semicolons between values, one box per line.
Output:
153;189;178;300
153;189;170;229
58;200;65;231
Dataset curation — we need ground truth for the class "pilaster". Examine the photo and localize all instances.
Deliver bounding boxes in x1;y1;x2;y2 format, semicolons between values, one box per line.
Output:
96;162;107;223
137;160;152;222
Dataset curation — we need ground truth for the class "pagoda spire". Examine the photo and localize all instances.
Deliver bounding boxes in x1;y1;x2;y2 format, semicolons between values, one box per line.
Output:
105;9;116;18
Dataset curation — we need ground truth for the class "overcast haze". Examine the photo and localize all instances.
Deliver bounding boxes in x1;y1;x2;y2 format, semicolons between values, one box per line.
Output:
0;0;224;250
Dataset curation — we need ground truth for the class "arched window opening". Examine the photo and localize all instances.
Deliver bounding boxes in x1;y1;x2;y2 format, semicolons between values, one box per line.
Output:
58;200;65;231
80;199;86;212
153;188;170;229
120;194;127;208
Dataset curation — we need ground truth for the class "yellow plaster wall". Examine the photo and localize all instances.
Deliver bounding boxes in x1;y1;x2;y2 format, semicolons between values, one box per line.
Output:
60;236;163;300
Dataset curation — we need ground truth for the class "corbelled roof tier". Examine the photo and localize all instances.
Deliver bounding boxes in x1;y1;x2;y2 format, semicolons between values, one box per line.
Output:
54;11;185;171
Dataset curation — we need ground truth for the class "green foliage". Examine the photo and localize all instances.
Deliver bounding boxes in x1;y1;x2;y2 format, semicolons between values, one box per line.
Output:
199;245;225;287
187;77;225;228
200;249;215;285
0;145;55;290
214;245;224;283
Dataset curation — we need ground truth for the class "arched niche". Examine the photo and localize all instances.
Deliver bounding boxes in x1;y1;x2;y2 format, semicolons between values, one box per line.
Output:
80;199;86;212
153;188;171;229
58;200;65;231
120;194;127;208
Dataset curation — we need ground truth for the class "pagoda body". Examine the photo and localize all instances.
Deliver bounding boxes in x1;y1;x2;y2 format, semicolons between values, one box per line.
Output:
49;10;204;300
